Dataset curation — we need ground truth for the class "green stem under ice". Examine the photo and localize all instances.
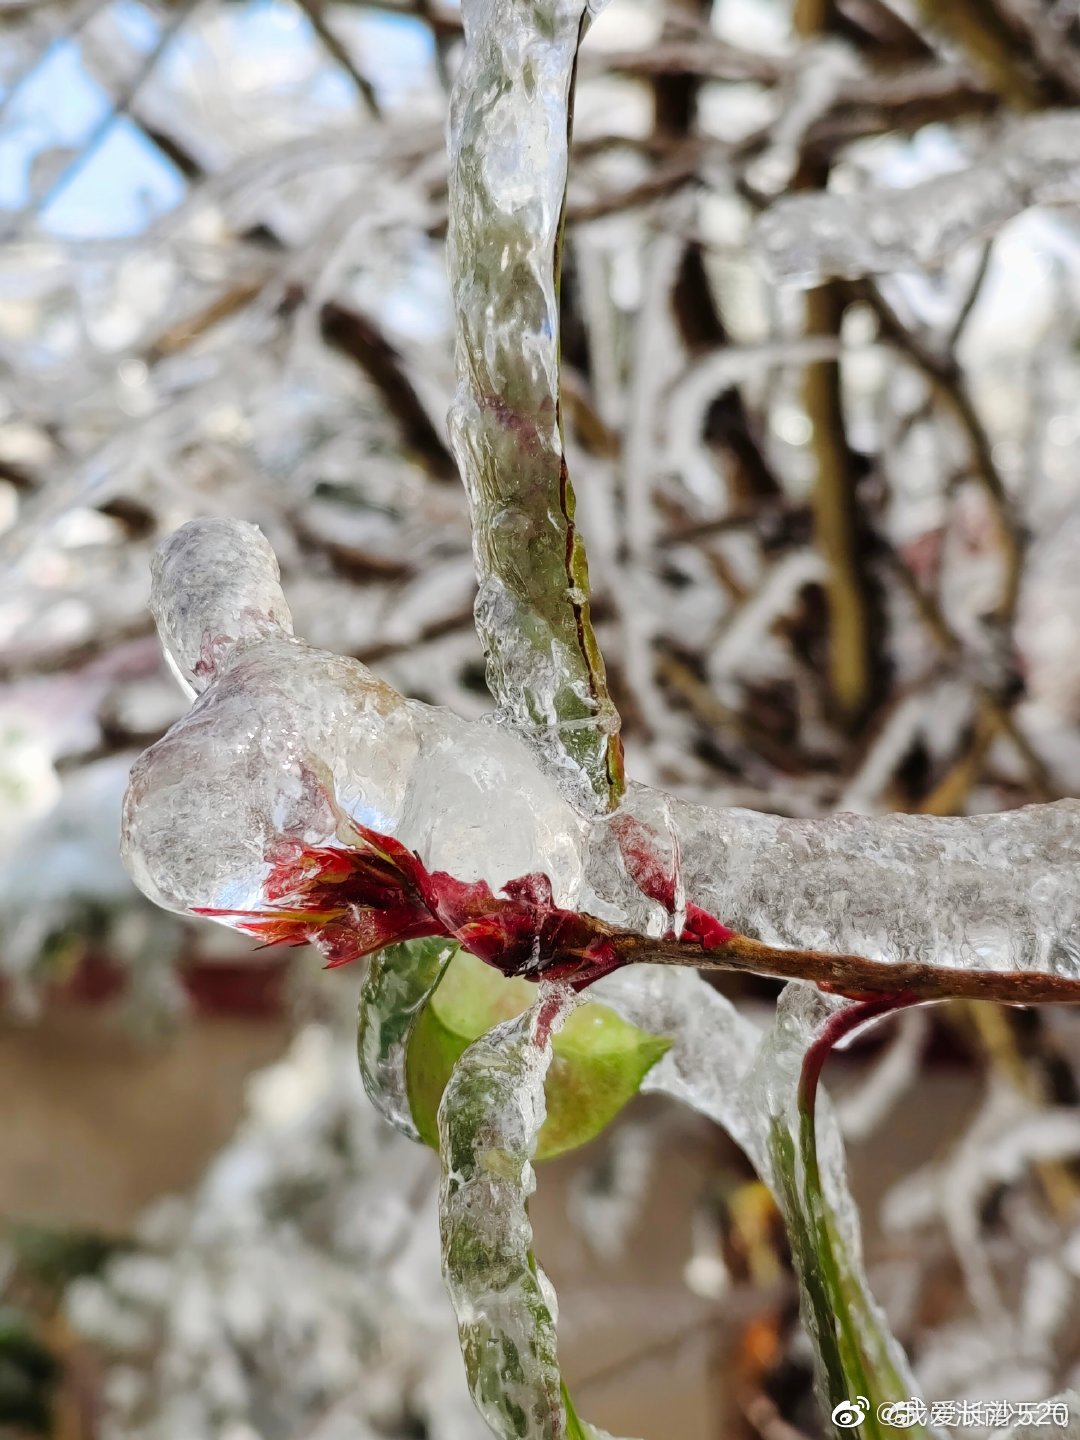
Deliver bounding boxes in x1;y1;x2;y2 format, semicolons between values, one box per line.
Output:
438;986;638;1440
775;994;932;1440
446;0;624;811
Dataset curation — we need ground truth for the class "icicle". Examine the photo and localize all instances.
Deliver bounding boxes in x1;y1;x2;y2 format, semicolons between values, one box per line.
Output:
358;937;458;1140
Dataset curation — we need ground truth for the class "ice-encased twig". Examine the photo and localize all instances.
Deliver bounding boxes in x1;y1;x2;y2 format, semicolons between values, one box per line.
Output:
626;785;1080;988
123;520;1080;998
446;0;624;810
437;983;635;1440
755;112;1080;286
358;937;458;1140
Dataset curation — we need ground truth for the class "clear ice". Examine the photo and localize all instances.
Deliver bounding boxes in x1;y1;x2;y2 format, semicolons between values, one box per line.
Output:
437;985;572;1438
121;517;588;923
437;981;634;1440
114;0;1080;1430
446;0;621;808
358;936;459;1140
595;969;926;1425
124;516;1080;988
122;511;1080;1429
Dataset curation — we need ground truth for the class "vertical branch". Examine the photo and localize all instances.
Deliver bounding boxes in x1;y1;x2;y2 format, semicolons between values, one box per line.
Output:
446;0;624;812
778;992;928;1436
913;0;1059;109
803;272;879;731
792;3;880;733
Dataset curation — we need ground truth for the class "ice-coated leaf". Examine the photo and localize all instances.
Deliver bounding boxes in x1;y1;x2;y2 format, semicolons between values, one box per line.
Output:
446;0;623;809
593;965;768;1171
358;936;458;1141
438;983;639;1439
755;111;1080;286
407;947;669;1158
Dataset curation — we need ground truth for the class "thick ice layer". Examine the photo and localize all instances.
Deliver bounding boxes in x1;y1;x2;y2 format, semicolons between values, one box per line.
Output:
437;982;634;1440
593;966;767;1171
121;520;1078;1433
755;112;1080;286
124;518;1080;987
605;786;1080;979
447;0;621;807
595;969;865;1246
151;517;295;699
122;519;586;920
437;984;573;1438
358;937;457;1140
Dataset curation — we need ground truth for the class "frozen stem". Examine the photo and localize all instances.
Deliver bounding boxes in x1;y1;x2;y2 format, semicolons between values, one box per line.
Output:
446;0;624;810
781;994;930;1436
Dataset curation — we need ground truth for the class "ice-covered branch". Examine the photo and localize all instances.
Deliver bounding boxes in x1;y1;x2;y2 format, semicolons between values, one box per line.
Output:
446;0;624;810
437;983;630;1439
123;519;1080;1004
118;521;1080;1436
754;112;1080;286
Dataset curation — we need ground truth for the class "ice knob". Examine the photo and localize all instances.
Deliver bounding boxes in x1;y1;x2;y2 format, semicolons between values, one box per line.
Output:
151;517;293;698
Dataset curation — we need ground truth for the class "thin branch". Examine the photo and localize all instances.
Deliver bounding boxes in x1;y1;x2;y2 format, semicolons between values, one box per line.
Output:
803;282;880;731
319;300;457;482
292;0;382;119
0;0;197;240
619;928;1080;1006
856;277;1025;623
947;239;994;350
879;538;1053;800
914;0;1075;108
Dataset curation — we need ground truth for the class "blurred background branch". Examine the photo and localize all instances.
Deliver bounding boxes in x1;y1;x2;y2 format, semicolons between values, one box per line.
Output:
5;0;1080;1433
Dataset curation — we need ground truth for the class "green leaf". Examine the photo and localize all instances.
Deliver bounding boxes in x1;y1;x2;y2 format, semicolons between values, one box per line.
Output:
407;949;669;1160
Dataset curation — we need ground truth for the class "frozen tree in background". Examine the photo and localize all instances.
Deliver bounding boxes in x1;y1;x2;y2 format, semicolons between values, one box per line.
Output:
8;0;1080;1435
